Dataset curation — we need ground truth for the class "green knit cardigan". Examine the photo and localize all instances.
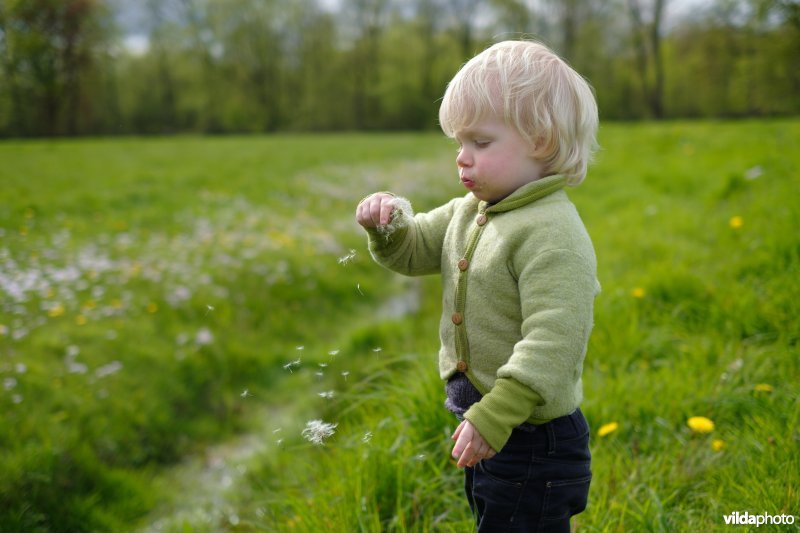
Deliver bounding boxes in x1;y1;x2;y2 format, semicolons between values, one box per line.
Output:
364;174;600;452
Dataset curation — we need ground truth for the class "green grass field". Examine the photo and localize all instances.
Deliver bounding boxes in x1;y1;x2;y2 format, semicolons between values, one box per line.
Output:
1;121;798;532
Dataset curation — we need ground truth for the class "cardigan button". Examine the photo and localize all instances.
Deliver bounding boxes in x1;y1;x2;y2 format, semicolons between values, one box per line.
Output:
476;214;488;226
457;259;469;271
451;312;463;325
456;361;468;372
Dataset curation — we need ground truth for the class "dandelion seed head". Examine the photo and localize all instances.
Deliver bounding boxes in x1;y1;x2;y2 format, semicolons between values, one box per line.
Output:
301;419;338;445
362;431;373;443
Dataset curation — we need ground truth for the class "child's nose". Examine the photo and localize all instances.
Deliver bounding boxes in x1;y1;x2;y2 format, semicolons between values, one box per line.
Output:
456;148;472;167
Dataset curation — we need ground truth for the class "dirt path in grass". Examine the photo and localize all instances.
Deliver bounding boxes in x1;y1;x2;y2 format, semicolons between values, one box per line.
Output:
134;283;422;532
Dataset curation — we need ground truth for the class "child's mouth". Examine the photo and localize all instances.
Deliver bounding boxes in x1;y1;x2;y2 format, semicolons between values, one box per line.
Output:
460;177;476;189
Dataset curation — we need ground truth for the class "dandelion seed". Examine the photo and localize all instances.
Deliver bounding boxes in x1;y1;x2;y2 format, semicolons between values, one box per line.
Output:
241;389;251;398
283;359;301;373
338;249;357;265
415;454;426;461
195;328;214;346
318;390;335;399
598;422;619;438
273;428;282;433
318;363;328;368
357;283;364;296
204;305;215;316
729;358;744;371
362;431;373;443
712;439;725;452
315;371;324;379
341;371;350;381
372;347;382;353
95;361;123;378
328;349;340;357
744;165;763;180
301;419;338;445
687;416;715;434
296;345;305;351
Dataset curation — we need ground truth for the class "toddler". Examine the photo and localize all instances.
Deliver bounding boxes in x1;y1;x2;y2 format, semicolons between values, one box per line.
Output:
356;40;600;531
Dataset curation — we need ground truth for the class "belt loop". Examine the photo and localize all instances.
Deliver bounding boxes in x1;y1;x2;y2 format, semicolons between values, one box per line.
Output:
546;422;556;455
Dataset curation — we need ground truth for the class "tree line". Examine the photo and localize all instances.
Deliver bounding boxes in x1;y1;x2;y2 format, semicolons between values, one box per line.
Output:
0;0;798;137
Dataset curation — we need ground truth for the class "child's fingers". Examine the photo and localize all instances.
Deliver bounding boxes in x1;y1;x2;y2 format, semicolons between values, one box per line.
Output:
369;198;383;226
456;440;477;468
380;199;395;226
451;420;466;440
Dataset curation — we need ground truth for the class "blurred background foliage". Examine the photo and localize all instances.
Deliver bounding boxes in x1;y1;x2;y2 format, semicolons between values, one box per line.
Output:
0;0;799;138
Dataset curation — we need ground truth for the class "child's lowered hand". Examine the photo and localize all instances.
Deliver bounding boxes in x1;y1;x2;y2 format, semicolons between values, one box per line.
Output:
356;192;396;228
451;420;496;469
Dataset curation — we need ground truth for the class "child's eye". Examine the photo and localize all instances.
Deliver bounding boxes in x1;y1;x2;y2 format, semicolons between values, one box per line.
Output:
474;140;490;148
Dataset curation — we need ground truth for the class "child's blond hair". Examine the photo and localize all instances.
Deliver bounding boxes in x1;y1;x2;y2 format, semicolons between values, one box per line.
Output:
439;40;598;186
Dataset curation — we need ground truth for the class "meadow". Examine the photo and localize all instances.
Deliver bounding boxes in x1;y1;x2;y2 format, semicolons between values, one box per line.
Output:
0;120;798;532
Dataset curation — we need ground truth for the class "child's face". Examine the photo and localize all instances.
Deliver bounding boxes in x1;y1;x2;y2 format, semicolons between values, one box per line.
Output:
454;116;543;203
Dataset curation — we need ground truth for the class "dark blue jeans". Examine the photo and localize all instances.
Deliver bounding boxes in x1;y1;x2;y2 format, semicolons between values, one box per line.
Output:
464;409;592;532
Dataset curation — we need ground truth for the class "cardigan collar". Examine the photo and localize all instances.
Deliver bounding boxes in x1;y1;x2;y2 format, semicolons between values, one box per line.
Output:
479;174;567;214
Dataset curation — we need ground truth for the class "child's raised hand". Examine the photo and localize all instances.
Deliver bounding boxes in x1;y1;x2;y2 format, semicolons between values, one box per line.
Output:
356;192;396;228
451;420;496;469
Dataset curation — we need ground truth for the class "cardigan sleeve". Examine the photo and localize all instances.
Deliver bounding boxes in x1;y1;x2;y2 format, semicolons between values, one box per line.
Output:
465;248;598;452
500;248;598;409
365;196;461;276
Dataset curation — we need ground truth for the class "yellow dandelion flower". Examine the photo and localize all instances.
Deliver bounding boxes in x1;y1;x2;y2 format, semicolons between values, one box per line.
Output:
754;383;773;393
729;216;743;229
0;324;8;336
146;302;159;313
598;422;619;437
75;315;87;326
687;416;715;433
48;303;65;318
632;287;646;299
712;439;725;452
